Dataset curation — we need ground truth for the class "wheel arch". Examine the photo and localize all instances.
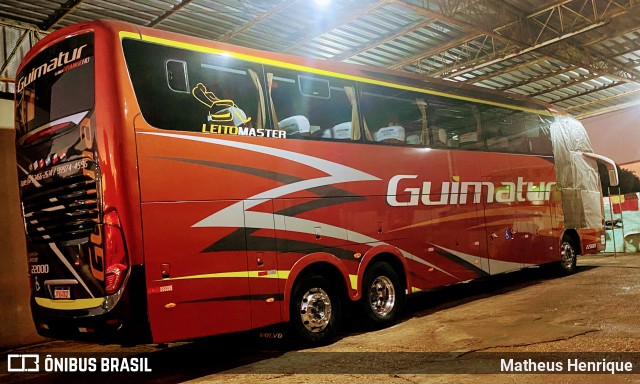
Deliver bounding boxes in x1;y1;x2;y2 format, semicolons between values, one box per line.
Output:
354;245;409;301
561;229;582;256
282;252;350;323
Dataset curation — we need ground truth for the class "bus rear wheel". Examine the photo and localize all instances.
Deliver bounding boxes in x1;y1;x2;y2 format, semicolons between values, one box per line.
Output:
290;274;341;345
359;261;404;329
558;239;577;275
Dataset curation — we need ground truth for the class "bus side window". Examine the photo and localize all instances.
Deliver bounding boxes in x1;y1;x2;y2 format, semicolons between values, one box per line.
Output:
166;60;189;93
123;40;265;133
481;107;528;153
501;111;528;153
359;84;427;146
265;66;357;141
427;97;481;150
481;108;508;151
526;115;553;155
195;62;266;129
298;76;330;99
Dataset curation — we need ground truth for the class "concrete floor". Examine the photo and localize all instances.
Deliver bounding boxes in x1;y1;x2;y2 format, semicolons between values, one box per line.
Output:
2;253;640;383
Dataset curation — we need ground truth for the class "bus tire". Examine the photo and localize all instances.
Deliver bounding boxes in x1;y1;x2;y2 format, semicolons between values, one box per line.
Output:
558;237;577;275
290;274;341;345
359;261;404;329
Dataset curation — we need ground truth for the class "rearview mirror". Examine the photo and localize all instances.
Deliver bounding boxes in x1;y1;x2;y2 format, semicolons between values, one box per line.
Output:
609;168;619;187
581;152;619;187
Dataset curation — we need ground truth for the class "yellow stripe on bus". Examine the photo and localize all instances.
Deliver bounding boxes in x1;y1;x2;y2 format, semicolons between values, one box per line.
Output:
163;270;291;281
118;31;553;116
35;297;104;310
166;271;358;291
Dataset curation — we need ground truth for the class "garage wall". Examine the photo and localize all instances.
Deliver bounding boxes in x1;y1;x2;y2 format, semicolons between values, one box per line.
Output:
0;98;13;128
581;105;640;165
0;97;44;348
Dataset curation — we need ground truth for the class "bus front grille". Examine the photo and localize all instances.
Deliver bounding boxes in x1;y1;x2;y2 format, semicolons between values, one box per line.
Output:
22;175;99;243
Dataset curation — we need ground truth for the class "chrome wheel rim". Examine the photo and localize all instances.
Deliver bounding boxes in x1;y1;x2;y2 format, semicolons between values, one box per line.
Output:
299;287;332;333
561;242;575;270
368;276;396;317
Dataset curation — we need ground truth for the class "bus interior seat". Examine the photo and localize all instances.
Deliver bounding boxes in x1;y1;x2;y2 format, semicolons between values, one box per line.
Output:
459;132;482;149
406;134;421;145
213;106;250;126
528;136;552;154
508;136;529;152
432;128;448;148
278;115;311;137
375;125;405;144
322;122;352;140
487;136;509;149
459;132;478;144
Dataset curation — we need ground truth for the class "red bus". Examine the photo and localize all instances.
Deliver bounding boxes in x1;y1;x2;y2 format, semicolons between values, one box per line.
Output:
15;20;618;345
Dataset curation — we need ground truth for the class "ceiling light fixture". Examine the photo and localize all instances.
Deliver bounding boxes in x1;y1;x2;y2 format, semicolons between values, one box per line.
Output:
314;0;332;7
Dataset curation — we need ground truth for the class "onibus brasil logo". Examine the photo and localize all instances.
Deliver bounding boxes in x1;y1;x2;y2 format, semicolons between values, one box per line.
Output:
7;354;152;373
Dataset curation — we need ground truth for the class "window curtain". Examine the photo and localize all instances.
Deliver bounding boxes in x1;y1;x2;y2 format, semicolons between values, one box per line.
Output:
247;69;265;129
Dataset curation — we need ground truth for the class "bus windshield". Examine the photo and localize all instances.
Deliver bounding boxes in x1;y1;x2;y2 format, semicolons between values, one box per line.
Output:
15;32;94;138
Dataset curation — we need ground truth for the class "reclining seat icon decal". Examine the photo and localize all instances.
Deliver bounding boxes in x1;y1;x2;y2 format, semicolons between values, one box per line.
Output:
192;82;251;126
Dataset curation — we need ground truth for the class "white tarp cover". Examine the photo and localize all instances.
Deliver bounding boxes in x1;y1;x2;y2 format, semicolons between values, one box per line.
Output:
550;117;603;229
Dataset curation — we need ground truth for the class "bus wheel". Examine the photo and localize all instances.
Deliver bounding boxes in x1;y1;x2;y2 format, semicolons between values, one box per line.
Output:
290;274;341;345
359;262;404;329
558;238;577;274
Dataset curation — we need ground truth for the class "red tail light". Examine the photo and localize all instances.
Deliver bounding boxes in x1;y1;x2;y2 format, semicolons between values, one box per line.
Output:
104;210;128;295
23;121;73;145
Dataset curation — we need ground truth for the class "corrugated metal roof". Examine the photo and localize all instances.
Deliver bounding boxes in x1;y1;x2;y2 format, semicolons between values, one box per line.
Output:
1;0;640;118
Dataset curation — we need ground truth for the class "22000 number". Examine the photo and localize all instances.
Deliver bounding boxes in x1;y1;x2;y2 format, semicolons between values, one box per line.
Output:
31;264;49;274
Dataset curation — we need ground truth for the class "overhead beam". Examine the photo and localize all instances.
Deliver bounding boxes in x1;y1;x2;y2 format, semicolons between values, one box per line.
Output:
548;81;621;103
467;56;549;84
147;0;196;28
388;29;495;70
0;18;42;31
332;18;438;61
427;0;638;78
388;0;505;33
334;0;495;63
389;0;640;83
430;21;608;78
566;86;640;110
498;65;581;92
387;0;542;71
217;0;297;42
283;0;390;54
581;22;640;47
39;0;84;31
538;40;640;82
575;97;640;119
527;70;598;96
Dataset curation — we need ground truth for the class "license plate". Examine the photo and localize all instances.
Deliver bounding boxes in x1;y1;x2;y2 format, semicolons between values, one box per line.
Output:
54;287;71;299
